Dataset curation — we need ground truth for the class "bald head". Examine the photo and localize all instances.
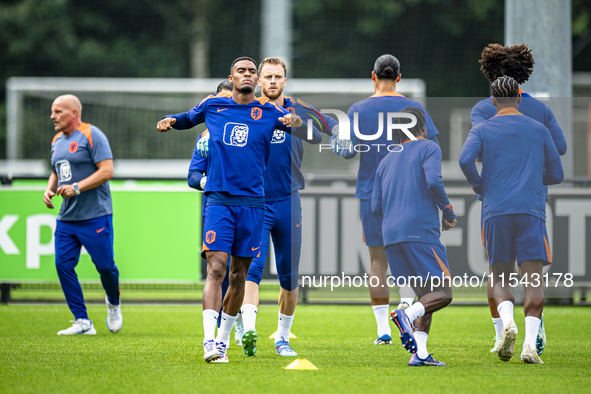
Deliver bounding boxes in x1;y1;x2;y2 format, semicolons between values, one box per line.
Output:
54;94;82;114
51;94;82;135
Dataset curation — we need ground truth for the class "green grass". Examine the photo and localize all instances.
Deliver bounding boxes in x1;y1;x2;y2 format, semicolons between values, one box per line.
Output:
1;304;590;394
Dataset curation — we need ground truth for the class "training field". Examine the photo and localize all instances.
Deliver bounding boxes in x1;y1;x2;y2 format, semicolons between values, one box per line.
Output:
1;304;589;393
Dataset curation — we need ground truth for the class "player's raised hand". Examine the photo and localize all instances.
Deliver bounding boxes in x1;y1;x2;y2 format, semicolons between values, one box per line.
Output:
43;189;55;209
279;113;303;128
157;117;176;132
329;134;353;157
442;218;457;231
196;135;209;158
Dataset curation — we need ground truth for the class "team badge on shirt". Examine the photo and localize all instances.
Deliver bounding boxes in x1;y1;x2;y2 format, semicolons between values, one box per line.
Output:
251;107;262;121
69;141;78;154
224;123;249;147
271;130;285;144
55;160;72;182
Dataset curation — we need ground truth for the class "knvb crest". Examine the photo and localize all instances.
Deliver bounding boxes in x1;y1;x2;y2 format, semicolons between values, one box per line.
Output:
205;230;216;244
223;122;249;147
251;107;262;121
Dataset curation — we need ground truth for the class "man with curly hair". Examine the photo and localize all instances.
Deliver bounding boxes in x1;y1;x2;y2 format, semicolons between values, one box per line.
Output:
470;44;567;357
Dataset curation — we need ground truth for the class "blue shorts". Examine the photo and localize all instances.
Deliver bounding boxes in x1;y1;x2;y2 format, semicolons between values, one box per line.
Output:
385;242;451;281
246;192;302;290
360;199;383;247
202;205;264;258
483;214;551;266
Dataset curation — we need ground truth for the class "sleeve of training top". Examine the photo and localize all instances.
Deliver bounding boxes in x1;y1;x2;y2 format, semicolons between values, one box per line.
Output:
273;104;295;133
423;143;455;220
428;134;439;146
371;166;383;216
170;94;213;130
459;126;483;195
293;98;339;137
89;127;113;164
296;123;323;145
543;105;567;155
187;169;205;190
288;102;323;144
542;127;564;186
470;102;489;127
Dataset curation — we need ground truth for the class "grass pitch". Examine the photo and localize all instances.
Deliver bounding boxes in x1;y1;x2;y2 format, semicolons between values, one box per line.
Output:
1;304;589;393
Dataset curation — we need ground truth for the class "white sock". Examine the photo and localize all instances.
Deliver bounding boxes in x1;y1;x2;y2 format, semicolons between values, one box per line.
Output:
215;312;237;346
276;313;294;344
372;305;391;338
492;317;504;338
414;331;429;359
524;316;541;350
235;311;243;323
241;304;258;332
202;309;219;342
399;285;416;305
404;301;425;323
497;301;515;327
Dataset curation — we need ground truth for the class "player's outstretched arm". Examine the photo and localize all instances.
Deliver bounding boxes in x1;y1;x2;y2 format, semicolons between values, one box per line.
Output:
157;117;177;132
459;127;483;194
292;122;322;144
278;113;303;129
293;98;340;137
331;107;358;159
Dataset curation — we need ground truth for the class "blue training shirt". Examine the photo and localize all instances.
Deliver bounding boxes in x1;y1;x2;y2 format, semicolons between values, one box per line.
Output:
185;96;337;202
459;109;564;222
372;138;455;246
346;92;440;200
170;92;291;205
470;91;566;155
51;122;113;221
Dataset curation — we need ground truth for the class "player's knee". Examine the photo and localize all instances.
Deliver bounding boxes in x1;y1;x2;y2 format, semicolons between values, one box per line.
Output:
442;287;453;307
278;273;298;291
228;269;248;289
207;261;227;282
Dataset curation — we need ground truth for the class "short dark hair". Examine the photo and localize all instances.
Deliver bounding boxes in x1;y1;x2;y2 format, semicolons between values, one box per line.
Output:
230;57;257;74
373;54;400;80
216;80;233;93
392;107;426;142
491;76;520;103
479;43;534;84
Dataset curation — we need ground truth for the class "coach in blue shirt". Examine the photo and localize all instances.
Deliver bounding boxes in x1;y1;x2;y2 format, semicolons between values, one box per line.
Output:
44;94;122;336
